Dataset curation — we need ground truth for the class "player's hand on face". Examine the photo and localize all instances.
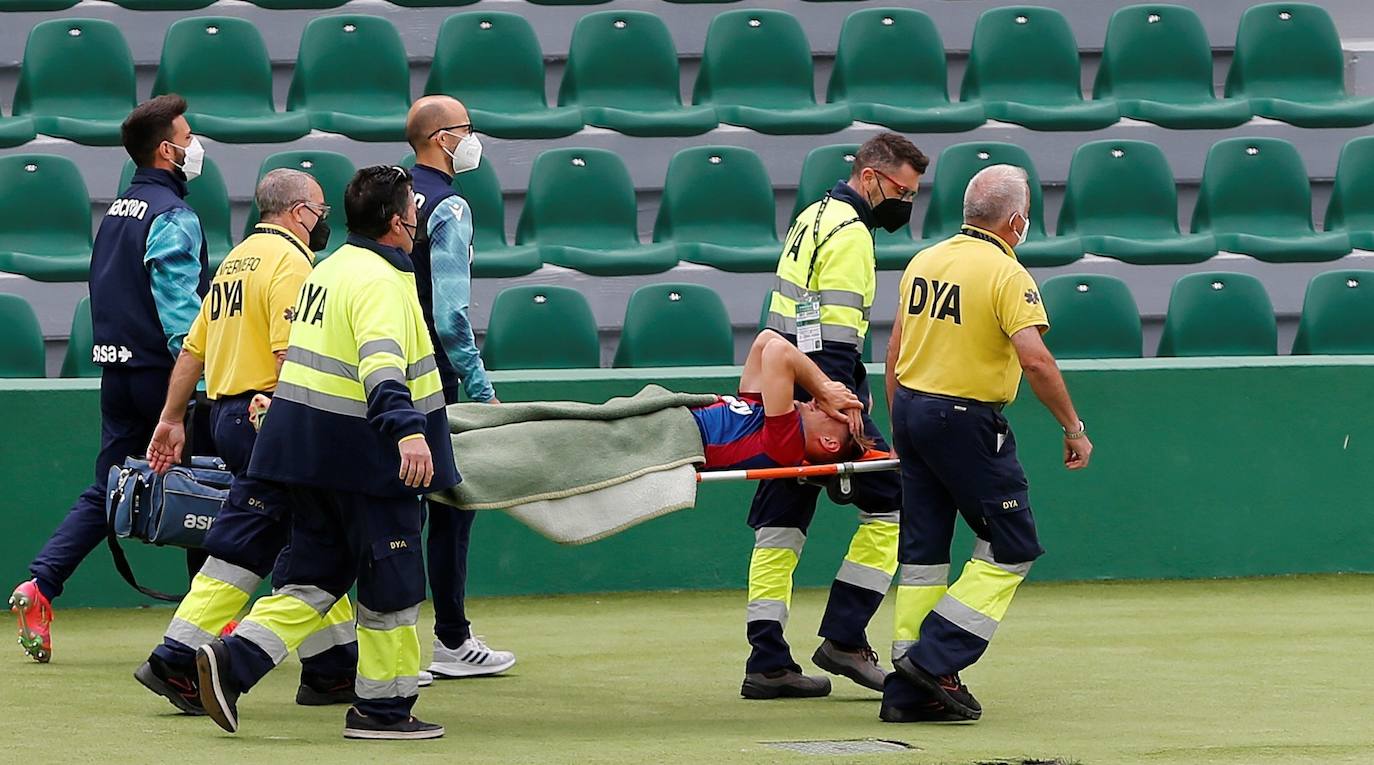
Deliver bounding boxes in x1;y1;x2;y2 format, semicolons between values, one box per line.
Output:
398;437;435;488
1063;434;1092;470
146;419;185;475
816;381;863;423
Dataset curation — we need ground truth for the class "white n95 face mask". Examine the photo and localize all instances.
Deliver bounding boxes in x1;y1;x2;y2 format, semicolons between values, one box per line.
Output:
444;133;482;175
169;136;205;182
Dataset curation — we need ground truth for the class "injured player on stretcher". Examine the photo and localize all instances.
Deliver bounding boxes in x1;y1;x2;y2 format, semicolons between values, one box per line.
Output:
425;329;875;544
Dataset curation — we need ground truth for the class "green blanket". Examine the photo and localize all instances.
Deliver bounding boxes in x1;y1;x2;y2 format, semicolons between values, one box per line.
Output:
429;385;718;511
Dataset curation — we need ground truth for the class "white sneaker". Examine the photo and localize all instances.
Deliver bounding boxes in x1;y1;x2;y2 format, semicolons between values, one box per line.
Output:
427;636;516;679
417;670;434;688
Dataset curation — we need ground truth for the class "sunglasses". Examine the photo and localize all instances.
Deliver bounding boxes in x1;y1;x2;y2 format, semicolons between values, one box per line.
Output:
871;168;916;202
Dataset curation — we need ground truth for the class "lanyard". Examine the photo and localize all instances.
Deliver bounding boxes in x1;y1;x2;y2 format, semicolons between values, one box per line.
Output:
958;225;1014;258
252;226;313;262
801;194;864;291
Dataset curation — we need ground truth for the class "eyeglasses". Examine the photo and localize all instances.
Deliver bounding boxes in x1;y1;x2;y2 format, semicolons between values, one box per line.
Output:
294;201;330;220
872;168;917;202
427;123;473;139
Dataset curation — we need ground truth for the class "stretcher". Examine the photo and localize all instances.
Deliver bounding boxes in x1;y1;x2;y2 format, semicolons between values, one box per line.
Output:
696;453;901;497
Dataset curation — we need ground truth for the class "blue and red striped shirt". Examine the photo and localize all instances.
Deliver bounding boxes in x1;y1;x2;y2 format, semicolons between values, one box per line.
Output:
691;392;805;470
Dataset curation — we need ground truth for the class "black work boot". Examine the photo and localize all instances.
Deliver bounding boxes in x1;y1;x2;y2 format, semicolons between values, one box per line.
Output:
195;639;243;733
892;655;982;720
135;654;205;715
740;668;832;699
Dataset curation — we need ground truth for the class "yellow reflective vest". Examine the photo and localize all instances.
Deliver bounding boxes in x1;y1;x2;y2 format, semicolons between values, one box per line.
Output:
765;183;875;348
247;236;459;497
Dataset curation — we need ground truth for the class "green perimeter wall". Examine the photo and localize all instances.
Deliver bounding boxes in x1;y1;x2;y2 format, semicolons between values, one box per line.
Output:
1;357;1371;608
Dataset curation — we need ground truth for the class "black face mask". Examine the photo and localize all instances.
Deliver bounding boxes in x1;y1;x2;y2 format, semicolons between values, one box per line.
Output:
866;174;913;233
307;217;331;253
872;198;913;234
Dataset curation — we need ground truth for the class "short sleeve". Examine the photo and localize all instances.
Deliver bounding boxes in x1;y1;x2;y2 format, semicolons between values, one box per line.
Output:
268;253;312;352
183;306;208;360
994;267;1049;338
762;410;805;466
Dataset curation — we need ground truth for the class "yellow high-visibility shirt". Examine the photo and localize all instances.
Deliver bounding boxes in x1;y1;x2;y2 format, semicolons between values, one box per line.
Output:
893;225;1049;404
183;224;314;399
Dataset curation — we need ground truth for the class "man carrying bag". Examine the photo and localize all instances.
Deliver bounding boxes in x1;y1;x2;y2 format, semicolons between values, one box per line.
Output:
134;169;358;715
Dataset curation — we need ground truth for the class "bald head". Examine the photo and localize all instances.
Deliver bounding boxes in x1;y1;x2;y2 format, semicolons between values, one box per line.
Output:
406;96;469;152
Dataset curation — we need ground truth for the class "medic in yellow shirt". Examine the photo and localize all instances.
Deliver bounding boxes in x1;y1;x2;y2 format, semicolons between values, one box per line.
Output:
881;165;1093;725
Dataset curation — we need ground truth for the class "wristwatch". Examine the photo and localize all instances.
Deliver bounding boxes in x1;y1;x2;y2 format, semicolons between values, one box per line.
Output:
1064;420;1086;440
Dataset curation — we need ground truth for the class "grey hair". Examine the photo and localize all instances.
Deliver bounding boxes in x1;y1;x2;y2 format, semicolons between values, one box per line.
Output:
255;168;318;218
962;164;1030;227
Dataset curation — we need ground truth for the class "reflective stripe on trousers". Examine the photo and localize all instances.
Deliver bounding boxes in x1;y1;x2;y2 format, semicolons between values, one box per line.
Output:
297;594;358;659
747;527;805;626
356;604;421;700
234;585;341;666
891;562;949;662
833;514;899;595
163;557;262;649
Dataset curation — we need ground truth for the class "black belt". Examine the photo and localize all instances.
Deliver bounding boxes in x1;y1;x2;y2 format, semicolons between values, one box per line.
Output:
907;388;1006;412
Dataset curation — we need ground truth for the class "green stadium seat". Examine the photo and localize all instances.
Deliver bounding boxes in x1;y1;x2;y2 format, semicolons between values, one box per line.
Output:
828;9;984;133
614;284;734;367
961;7;1119;131
961;7;1121;129
288;16;408;141
247;0;347;8
1094;4;1252;129
398;153;541;278
1040;275;1142;359
694;10;852;135
119;158;233;271
1157;273;1277;357
154;18;309;144
0;113;34;149
482;286;601;370
389;0;477;6
1292;271;1374;354
516;149;677;276
0;295;45;378
111;0;213;8
13;20;135;146
920;142;1082;268
427;13;583;140
1058;140;1216;265
560;12;717;137
1192;138;1350;263
654;146;779;273
244;152;354;255
1322;136;1374;251
792;144;859;221
1226;3;1374;128
0;1;78;9
61;297;99;378
0;155;92;282
788;144;917;271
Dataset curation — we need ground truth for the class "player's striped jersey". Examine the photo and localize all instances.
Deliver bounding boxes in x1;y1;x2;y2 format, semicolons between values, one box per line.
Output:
690;392;805;470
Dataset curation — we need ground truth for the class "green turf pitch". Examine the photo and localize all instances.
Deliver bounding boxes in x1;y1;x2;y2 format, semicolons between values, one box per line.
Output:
2;576;1372;764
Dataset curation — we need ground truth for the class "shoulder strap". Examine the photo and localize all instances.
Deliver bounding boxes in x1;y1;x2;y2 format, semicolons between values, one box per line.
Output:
105;531;185;603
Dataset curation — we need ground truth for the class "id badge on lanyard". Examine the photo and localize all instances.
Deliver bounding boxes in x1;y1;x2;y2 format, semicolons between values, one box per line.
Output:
795;292;823;353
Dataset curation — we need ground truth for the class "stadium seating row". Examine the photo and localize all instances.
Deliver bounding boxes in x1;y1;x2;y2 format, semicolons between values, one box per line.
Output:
3;269;1369;379
2;132;1371;282
0;3;1368;147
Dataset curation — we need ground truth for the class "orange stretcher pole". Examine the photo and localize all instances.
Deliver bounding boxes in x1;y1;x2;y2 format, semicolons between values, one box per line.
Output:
695;457;900;484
